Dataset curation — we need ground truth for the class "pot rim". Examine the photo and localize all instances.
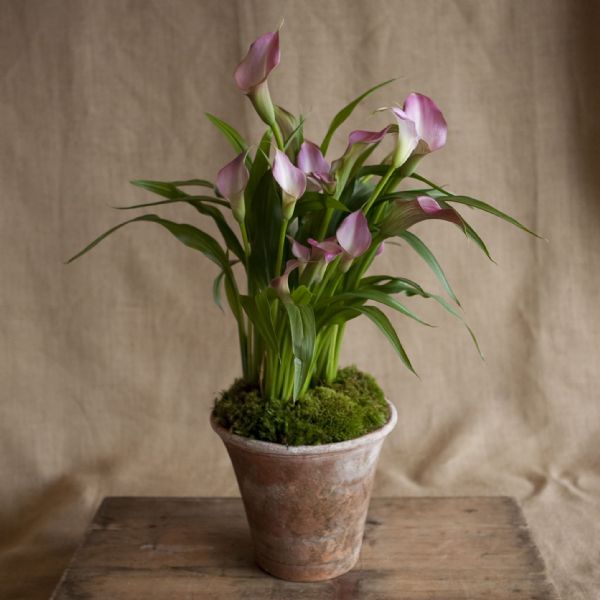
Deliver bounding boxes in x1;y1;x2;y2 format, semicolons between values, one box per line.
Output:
210;398;397;456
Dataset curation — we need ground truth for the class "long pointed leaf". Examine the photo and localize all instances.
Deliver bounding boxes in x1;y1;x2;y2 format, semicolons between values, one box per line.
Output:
282;301;316;400
320;78;396;154
356;305;416;375
398;231;461;305
205;113;250;162
66;214;227;268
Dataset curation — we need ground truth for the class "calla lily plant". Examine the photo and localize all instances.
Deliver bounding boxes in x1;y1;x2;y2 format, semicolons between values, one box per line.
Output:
69;29;538;402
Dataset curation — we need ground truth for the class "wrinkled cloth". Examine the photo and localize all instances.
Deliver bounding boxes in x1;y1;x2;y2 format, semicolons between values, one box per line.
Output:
1;1;599;598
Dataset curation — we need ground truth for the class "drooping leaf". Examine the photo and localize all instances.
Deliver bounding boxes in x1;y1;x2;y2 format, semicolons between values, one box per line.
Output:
398;231;460;305
332;289;433;327
66;214;228;269
130;180;181;198
355;305;416;375
320;78;396;154
169;179;214;188
445;195;542;238
113;196;230;210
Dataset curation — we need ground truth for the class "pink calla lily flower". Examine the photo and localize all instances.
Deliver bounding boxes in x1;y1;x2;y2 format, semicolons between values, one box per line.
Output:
216;151;249;223
336;210;372;258
298;141;336;193
381;195;463;238
402;93;447;155
388;107;420;168
234;31;280;127
307;237;343;263
273;149;307;219
347;127;390;147
234;31;280;94
271;258;300;298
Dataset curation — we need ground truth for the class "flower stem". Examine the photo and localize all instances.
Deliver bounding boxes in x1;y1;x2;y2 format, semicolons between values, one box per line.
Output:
362;164;396;216
275;217;289;276
317;206;334;240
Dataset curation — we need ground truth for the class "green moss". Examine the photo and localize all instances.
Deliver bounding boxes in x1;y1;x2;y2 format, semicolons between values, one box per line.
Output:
212;366;389;446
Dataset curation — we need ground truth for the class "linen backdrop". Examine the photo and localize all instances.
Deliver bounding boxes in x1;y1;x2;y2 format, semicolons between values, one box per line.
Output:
1;1;599;598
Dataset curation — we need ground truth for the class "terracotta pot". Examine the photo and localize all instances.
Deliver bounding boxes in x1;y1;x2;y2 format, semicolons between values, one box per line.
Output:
210;399;397;582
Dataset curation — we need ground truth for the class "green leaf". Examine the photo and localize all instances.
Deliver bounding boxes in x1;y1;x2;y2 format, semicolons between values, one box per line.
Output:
130;180;181;198
331;289;433;327
356;305;416;375
240;292;279;357
246;129;273;201
213;269;227;311
445;195;542;238
205;113;250;162
169;179;214;188
114;196;230;210
398;231;460;305
462;218;495;263
66;214;228;269
189;202;245;262
320;78;396;155
282;302;316;400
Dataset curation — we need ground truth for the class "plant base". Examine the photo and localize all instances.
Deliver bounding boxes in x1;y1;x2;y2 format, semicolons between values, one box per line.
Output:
211;399;397;582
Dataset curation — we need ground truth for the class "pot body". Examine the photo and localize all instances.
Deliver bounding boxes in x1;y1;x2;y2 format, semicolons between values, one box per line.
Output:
210;400;397;582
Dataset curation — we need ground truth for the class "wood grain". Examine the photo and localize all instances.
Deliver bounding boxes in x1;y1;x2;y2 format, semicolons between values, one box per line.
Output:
51;497;559;599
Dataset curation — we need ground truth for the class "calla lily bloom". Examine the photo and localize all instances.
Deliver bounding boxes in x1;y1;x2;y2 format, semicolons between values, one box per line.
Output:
298;141;335;193
273;149;306;219
307;237;343;263
402;93;447;155
388;108;419;168
270;259;300;299
332;126;391;191
216;151;249;223
381;195;463;238
234;31;280;126
336;210;372;258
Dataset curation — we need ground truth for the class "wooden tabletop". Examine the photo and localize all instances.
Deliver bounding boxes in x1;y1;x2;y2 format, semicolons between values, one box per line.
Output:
51;496;559;599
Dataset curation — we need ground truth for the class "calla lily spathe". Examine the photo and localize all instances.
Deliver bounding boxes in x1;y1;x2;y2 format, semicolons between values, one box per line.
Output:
336;210;372;258
402;93;447;155
216;151;249;223
381;195;463;238
273;149;307;219
234;31;280;93
234;31;280;127
298;141;335;192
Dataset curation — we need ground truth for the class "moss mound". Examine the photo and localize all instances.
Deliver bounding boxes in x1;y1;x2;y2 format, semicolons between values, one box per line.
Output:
212;366;389;446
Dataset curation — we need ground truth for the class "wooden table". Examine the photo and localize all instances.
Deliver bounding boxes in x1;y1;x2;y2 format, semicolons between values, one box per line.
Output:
51;496;559;599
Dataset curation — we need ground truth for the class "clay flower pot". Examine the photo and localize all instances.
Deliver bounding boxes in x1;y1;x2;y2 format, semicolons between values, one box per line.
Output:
211;400;397;582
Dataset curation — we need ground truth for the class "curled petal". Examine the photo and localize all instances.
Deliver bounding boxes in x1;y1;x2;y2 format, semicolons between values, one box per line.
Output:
336;210;372;258
234;31;280;93
216;151;249;200
287;235;311;262
380;195;463;238
402;93;447;154
308;237;342;263
298;141;330;177
273;149;307;201
376;241;385;256
388;108;419;167
270;259;300;297
348;126;390;147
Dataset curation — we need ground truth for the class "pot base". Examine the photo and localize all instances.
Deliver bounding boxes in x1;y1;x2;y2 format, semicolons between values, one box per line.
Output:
256;546;360;582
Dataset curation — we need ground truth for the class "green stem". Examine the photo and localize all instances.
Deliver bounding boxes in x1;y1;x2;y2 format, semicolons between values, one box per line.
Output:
240;221;251;259
317;206;334;240
362;164;396;216
275;217;289;276
271;121;285;151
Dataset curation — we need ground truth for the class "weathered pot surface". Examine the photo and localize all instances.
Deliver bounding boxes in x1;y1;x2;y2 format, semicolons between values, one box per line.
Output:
211;399;397;582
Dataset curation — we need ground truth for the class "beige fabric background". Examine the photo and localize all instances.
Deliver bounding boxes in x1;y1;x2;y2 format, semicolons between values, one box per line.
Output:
1;0;599;598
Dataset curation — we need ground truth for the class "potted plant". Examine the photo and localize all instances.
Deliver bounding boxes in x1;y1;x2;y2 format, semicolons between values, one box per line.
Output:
68;28;537;582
